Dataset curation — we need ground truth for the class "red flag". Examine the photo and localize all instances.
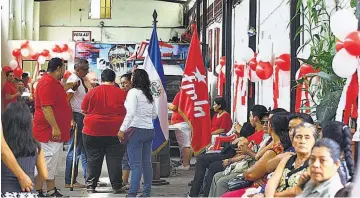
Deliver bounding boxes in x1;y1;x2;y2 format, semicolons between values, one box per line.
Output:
178;25;211;155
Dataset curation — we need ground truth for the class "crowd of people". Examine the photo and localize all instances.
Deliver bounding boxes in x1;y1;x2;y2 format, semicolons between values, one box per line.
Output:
0;57;358;198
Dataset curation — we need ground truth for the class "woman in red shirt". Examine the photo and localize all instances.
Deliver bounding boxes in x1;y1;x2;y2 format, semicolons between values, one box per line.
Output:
211;97;232;135
81;69;127;194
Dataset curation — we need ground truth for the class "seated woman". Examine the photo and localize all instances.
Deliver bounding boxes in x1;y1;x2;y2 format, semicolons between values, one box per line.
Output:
220;113;292;197
321;121;355;184
261;122;318;197
296;138;344;197
210;97;232;136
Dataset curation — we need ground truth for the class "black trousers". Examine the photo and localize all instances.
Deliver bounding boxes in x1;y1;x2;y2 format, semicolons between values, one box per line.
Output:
83;134;125;190
189;152;233;197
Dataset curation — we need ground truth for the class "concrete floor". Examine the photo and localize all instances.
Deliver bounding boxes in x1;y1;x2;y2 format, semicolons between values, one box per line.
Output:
54;148;195;197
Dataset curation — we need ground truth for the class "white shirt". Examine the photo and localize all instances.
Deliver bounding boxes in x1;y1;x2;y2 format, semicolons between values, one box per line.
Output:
66;73;86;113
120;88;157;131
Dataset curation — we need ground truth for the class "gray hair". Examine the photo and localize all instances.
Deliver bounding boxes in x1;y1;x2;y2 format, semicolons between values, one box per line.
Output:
74;59;89;69
293;122;319;141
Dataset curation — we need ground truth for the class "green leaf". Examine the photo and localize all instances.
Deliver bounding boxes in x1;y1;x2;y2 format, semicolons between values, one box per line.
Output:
316;90;342;124
304;72;338;81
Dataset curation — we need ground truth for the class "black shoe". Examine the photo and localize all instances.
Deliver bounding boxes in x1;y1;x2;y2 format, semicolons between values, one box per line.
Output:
113;187;126;194
36;190;47;197
47;187;66;197
86;187;96;194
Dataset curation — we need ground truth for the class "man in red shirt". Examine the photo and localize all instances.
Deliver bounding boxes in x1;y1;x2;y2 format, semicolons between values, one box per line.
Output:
33;58;78;197
2;71;20;112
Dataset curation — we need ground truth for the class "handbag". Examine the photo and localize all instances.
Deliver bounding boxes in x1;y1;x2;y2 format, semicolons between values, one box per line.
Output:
227;175;253;191
119;127;136;144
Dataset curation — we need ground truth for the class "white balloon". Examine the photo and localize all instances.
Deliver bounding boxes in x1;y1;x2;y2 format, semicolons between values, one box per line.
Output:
332;49;358;78
297;44;311;60
215;64;221;74
330;9;357;41
21;48;30;57
62;52;71;60
38;56;46;64
9;60;18;69
279;70;290;87
296;68;301;80
240;47;254;62
249;70;261;82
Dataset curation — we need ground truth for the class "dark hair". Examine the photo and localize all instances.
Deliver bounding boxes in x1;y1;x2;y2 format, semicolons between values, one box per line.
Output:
287;113;315;125
121;73;132;82
313;138;341;162
101;69;116;82
250;105;268;120
39;69;46;73
269;108;287;115
6;70;13;77
214;97;227;111
2;102;40;157
240;122;255;138
47;58;64;72
270;113;292;150
21;73;29;79
132;69;153;103
114;83;120;88
322;121;355;182
74;59;89;69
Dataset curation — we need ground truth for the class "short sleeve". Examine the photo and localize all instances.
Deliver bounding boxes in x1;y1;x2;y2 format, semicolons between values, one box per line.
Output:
172;93;180;106
37;83;57;106
3;84;12;94
219;113;232;132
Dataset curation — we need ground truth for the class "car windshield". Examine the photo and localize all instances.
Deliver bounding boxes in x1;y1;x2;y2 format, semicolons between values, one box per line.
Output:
165;75;182;102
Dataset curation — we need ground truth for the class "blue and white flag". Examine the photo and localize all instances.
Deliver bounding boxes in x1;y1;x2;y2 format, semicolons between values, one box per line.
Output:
143;24;169;153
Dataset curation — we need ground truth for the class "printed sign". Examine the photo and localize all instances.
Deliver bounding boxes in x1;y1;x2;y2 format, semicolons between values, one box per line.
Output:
72;31;92;42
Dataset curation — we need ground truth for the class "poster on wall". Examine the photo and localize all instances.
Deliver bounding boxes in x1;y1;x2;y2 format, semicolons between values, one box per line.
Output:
72;31;92;42
75;42;136;79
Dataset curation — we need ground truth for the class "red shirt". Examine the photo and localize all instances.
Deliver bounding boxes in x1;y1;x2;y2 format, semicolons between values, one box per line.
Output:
248;130;265;145
2;81;18;110
33;74;72;143
210;112;232;133
171;93;185;124
81;85;127;136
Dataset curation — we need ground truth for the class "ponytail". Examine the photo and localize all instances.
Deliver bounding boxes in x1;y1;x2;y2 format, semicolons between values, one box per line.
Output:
342;126;355;182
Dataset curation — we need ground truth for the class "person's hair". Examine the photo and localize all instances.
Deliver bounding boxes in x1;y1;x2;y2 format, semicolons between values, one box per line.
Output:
21;73;29;79
121;73;132;82
132;69;153;103
270;113;292;150
6;70;13;77
313;138;341;163
322;121;355;182
214;97;227;111
293;122;319;140
114;83;120;88
2;102;41;158
269;108;287;115
101;69;116;82
47;57;64;72
287;113;315;125
239;122;255;138
39;69;46;73
250;105;268;120
74;59;89;69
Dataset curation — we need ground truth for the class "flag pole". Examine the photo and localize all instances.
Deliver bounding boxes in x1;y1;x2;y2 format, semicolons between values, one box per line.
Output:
151;9;170;186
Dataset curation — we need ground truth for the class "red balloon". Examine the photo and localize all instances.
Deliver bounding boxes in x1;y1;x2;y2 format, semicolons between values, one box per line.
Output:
13;67;23;79
249;57;258;71
298;64;316;79
2;66;12;73
30;52;40;60
41;49;50;57
344;31;360;56
52;45;61;53
275;53;291;71
336;41;344;52
63;70;72;79
12;49;21;57
61;44;69;52
234;63;245;77
20;40;29;49
256;61;273;80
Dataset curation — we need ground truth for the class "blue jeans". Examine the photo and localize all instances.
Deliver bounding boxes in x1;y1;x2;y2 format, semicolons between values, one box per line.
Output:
127;128;155;197
65;112;87;184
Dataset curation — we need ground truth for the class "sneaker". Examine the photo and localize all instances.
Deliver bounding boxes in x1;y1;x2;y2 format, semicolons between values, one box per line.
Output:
64;182;85;188
47;187;66;197
113;187;126;194
122;183;130;190
97;181;107;187
175;165;190;171
86;187;96;194
36;190;47;197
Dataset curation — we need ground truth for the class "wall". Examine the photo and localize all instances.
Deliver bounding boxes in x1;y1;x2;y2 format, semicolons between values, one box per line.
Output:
39;0;185;42
1;0;10;66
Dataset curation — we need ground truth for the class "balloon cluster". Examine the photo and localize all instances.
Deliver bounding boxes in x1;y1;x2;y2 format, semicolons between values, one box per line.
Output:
331;9;359;78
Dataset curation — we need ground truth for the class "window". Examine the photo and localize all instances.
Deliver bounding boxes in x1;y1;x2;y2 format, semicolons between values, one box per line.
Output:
90;0;111;19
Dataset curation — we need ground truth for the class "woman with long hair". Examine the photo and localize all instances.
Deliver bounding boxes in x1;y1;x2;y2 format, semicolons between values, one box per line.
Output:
1;102;48;196
220;113;292;197
118;69;157;198
321;121;355;184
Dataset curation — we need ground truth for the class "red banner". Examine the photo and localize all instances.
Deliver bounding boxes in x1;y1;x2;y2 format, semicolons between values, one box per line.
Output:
178;25;211;155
